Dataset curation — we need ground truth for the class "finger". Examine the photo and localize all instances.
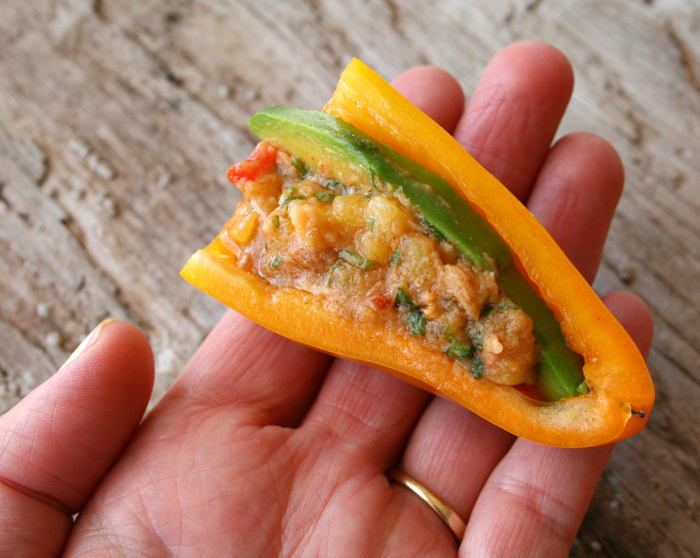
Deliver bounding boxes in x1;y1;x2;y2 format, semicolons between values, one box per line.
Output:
391;65;465;133
461;442;613;558
453;41;574;201
167;310;332;427
396;140;636;532
460;290;653;557
601;291;654;359
399;398;515;522
302;359;431;470
0;320;153;558
527;133;625;283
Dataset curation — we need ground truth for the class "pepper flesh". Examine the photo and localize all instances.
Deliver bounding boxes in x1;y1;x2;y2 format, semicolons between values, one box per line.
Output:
181;59;655;447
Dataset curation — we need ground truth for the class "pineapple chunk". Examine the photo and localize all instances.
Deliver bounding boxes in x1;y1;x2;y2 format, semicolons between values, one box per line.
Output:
227;204;259;244
288;201;339;252
397;233;439;289
358;196;414;264
331;194;369;235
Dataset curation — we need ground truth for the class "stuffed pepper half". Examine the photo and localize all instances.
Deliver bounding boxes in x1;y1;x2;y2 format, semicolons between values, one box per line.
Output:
181;59;654;447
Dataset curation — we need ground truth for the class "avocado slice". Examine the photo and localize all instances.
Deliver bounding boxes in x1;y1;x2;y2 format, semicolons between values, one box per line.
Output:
249;106;585;401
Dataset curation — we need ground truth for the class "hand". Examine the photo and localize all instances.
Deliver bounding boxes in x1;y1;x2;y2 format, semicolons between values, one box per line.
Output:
0;41;653;557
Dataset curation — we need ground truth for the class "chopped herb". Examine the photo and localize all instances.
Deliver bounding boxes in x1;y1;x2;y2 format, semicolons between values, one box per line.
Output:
339;249;375;271
366;217;375;232
395;287;425;336
315;191;335;202
444;324;455;342
325;260;343;286
395;287;418;310
284;196;306;205
279;187;305;206
290;155;308;176
271;215;280;228
270;256;283;268
406;311;426;336
472;330;484;351
470;357;484;379
323;179;351;195
370;169;377;189
366;192;373;199
482;305;495;317
445;341;475;360
389;250;401;266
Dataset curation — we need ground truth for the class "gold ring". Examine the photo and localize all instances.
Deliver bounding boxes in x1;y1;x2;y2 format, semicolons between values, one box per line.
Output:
388;469;466;542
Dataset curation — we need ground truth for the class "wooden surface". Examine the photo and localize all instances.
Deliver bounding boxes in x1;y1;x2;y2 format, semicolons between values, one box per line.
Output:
1;0;699;555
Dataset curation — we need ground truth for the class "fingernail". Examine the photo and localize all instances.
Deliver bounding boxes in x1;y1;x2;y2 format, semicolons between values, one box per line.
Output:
60;319;116;370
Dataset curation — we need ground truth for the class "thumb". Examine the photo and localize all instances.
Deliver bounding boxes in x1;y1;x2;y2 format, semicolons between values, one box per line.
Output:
0;319;154;557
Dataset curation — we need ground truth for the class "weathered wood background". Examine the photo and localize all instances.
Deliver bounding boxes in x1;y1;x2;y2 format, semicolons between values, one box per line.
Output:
1;0;699;555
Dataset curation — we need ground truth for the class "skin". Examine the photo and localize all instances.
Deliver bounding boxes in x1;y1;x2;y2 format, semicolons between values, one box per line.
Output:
0;41;654;557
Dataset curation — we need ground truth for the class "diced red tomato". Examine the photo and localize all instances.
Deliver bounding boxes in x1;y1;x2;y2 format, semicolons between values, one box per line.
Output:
227;140;278;183
514;383;543;402
369;292;393;311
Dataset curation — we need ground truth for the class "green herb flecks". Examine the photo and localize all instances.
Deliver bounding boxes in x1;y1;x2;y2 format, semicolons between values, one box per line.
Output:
472;330;484;351
339;249;376;271
389;250;401;266
324;178;352;196
325;260;344;287
270;256;283;268
406;311;426;336
470;357;485;379
395;287;417;310
290;155;308;176
279;187;306;206
315;191;335;202
395;288;426;337
324;179;342;189
482;305;495;318
446;341;474;361
366;217;375;232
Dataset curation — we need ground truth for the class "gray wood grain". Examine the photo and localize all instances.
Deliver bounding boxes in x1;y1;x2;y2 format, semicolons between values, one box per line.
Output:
1;0;699;555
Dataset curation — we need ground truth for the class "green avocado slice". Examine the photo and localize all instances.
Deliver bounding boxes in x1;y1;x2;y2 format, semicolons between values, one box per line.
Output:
249;106;585;402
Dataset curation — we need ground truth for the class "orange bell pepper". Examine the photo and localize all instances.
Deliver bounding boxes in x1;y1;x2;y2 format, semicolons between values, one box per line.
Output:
181;59;654;447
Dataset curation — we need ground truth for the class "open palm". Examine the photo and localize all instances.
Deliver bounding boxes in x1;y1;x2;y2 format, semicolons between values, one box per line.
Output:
0;41;653;558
